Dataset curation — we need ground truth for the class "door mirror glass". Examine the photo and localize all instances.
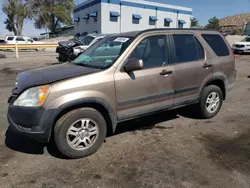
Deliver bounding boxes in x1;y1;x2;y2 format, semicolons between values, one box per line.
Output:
123;58;144;72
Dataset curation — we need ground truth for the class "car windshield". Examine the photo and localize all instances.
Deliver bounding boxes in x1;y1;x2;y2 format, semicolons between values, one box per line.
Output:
73;36;134;69
241;37;250;42
81;35;95;45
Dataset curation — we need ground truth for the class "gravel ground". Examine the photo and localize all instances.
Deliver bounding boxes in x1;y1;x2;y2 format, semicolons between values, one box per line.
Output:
0;51;250;188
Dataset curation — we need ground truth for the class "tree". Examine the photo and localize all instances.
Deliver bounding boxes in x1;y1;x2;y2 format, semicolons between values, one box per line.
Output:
190;17;199;27
205;16;220;30
2;0;31;35
30;0;74;34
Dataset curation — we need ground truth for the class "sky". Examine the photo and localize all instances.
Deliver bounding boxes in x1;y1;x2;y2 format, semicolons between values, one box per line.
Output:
0;0;249;37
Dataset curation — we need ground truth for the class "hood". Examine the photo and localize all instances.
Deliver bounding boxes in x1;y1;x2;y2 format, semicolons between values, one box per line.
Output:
13;63;100;95
233;42;250;45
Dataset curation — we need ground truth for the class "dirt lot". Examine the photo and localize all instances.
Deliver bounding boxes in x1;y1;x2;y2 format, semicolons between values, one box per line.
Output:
0;51;250;188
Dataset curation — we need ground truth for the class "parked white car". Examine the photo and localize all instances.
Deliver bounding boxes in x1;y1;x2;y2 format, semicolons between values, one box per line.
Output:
74;34;107;53
232;36;250;53
3;36;45;51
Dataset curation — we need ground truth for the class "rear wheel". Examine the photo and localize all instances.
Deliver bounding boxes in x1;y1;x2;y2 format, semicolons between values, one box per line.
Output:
199;85;223;119
54;108;107;159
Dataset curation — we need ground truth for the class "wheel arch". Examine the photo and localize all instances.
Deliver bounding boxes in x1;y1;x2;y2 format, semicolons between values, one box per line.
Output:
200;75;227;100
51;98;117;138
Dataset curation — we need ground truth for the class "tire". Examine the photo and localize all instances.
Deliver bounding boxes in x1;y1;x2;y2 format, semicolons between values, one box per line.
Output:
199;85;223;119
54;108;107;159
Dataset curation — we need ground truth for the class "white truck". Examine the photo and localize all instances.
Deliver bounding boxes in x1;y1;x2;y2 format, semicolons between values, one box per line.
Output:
1;36;45;51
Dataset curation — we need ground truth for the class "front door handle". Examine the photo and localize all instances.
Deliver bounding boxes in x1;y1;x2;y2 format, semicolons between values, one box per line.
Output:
159;70;173;76
202;63;213;69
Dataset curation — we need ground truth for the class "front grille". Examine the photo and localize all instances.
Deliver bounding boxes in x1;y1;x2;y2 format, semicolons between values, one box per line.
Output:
235;45;245;48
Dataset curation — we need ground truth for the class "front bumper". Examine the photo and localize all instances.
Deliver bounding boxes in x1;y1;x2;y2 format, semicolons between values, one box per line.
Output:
7;100;56;143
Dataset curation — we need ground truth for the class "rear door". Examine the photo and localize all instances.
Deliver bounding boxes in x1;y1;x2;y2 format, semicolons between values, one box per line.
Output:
15;37;26;44
170;33;213;106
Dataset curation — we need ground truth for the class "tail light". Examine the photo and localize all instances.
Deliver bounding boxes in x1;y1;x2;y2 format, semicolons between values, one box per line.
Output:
4;40;7;44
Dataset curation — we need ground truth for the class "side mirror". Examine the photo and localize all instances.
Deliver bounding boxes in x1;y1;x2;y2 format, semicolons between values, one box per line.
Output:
123;58;144;72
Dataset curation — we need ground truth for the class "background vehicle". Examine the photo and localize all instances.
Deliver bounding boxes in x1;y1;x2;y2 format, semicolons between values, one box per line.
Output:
7;29;235;159
56;39;85;63
56;34;107;63
1;36;45;51
232;36;250;53
78;33;107;51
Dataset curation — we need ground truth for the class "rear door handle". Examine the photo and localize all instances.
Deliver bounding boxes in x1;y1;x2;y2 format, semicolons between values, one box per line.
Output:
159;70;173;76
202;63;212;69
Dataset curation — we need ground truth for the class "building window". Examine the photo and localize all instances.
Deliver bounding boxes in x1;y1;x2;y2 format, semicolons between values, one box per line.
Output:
132;14;142;24
178;20;186;28
149;16;158;25
90;12;98;22
110;11;120;22
83;14;89;24
164;18;172;27
74;17;80;23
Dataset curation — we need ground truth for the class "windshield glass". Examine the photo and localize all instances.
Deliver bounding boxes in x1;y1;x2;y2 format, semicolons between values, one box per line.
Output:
241;37;250;42
73;36;134;69
81;35;95;45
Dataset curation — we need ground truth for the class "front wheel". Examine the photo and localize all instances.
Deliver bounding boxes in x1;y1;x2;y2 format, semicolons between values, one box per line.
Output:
199;85;223;119
54;108;107;159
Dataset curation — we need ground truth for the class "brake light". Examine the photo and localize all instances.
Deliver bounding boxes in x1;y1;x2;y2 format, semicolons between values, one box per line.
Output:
4;40;7;44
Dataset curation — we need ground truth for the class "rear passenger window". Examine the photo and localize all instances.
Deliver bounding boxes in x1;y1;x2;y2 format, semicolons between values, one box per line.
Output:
202;34;229;56
16;37;25;41
173;34;204;63
7;37;14;41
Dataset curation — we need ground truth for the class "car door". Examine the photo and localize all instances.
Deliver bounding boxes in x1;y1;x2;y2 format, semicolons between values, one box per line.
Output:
114;34;174;121
15;37;26;44
170;33;213;106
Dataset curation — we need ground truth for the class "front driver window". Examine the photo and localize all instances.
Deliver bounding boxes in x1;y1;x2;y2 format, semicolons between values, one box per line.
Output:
128;35;167;69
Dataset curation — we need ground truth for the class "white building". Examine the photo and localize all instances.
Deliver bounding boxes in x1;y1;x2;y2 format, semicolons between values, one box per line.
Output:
74;0;193;35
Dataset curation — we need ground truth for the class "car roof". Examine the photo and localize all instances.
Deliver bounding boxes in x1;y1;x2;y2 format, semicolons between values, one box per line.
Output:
109;28;220;38
87;33;107;37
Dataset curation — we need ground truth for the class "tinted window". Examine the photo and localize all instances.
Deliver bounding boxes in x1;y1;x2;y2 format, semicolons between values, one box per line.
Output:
7;37;14;41
128;35;167;69
241;37;250;42
173;34;205;63
202;34;229;56
16;37;25;41
164;21;170;27
81;35;95;46
178;23;184;28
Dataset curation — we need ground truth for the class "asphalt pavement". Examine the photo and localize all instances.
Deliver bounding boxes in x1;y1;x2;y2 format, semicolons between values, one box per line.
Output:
0;51;249;188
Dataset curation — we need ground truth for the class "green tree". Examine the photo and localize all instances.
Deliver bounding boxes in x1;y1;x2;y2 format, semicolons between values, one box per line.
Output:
205;16;220;30
30;0;74;34
190;17;199;27
2;0;31;35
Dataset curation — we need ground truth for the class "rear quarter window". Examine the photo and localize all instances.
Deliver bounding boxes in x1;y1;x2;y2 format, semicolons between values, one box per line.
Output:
7;37;14;41
201;34;229;56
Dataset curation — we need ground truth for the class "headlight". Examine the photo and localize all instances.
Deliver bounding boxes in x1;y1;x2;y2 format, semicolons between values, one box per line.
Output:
14;85;51;107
